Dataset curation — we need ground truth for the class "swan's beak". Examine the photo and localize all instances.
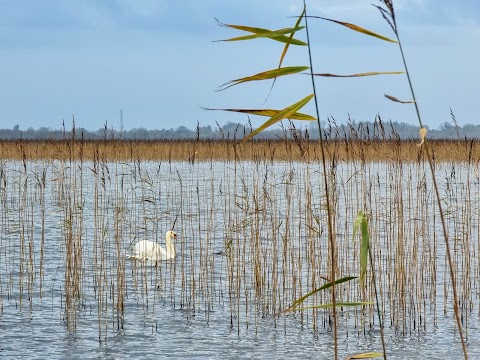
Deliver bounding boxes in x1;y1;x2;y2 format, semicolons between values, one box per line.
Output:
174;233;177;239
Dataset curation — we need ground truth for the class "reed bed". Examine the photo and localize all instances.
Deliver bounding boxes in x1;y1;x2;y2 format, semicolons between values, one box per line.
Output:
0;137;478;163
0;127;479;351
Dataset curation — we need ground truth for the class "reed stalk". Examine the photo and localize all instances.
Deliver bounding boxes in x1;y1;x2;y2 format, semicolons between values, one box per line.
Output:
303;1;338;357
376;1;468;357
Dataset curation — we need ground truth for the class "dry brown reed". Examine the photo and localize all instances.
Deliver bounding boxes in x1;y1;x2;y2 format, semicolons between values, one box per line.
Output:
0;138;478;163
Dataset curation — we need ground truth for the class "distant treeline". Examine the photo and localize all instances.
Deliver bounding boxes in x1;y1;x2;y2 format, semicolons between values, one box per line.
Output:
2;117;479;140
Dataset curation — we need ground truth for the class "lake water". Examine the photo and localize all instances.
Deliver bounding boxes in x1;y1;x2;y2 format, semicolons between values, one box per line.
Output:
0;159;479;359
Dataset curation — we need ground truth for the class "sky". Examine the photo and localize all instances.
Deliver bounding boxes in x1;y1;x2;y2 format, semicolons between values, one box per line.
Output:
0;0;479;132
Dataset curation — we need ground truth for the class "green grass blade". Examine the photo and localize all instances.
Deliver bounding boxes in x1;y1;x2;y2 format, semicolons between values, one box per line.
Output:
219;66;309;90
241;94;314;142
313;71;404;78
385;94;416;103
311;16;397;43
217;26;306;43
201;107;316;121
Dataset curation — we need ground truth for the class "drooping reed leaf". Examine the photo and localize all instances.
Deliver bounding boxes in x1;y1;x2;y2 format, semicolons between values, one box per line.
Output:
269;8;307;98
385;94;415;103
352;212;363;239
219;66;309;91
345;352;384;360
215;20;306;46
360;216;369;282
217;24;306;44
276;275;357;315
202;107;316;121
353;211;369;282
310;16;397;43
313;71;403;78
241;94;314;142
278;8;306;68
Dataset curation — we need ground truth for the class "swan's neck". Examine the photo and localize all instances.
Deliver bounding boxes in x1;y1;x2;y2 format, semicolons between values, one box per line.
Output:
165;238;175;257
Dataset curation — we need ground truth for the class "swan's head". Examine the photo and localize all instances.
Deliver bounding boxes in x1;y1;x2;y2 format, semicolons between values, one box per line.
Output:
166;230;177;240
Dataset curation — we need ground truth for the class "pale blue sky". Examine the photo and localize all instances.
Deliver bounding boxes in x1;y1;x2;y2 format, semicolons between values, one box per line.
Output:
0;0;478;131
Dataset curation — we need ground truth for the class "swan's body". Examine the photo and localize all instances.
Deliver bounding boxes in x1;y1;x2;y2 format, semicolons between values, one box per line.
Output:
132;230;177;262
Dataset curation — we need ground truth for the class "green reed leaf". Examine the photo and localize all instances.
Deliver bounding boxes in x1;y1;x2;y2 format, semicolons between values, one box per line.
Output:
202;107;316;121
276;275;357;315
215;21;306;45
292;301;374;311
353;211;369;282
352;211;363;240
219;66;309;90
279;8;306;67
217;24;306;44
313;71;404;78
268;8;307;98
311;16;397;43
360;215;370;282
346;352;384;360
242;94;314;142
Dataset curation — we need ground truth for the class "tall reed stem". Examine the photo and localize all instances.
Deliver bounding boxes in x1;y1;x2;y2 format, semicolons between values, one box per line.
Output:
381;1;468;357
303;2;338;358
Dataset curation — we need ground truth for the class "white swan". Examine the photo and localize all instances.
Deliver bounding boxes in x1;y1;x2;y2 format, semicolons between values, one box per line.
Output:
132;230;177;262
